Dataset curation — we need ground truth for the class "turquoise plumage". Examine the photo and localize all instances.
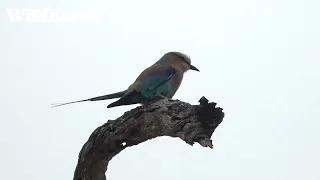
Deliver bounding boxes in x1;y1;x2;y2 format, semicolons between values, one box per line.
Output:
52;51;199;108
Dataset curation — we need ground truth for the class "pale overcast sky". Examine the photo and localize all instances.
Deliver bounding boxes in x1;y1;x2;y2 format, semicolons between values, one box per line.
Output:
1;0;320;180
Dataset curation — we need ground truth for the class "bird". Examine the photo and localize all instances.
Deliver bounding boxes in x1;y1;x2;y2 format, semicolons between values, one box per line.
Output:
51;51;200;108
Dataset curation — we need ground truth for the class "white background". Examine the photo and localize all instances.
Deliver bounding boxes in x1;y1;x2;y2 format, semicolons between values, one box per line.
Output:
1;0;320;179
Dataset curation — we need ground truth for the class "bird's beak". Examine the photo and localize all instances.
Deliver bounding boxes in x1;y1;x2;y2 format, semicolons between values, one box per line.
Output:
190;64;200;72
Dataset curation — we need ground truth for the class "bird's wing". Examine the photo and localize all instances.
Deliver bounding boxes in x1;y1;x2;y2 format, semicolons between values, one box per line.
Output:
134;64;174;82
124;64;176;97
106;64;176;108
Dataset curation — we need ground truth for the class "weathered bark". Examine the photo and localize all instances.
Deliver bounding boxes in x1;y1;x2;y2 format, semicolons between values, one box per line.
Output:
73;96;225;180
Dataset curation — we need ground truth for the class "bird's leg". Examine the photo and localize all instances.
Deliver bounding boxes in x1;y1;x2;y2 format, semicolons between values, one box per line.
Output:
153;93;171;103
149;89;168;100
156;94;168;99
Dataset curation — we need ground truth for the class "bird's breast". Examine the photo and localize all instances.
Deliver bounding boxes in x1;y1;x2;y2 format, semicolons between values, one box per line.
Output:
168;73;184;98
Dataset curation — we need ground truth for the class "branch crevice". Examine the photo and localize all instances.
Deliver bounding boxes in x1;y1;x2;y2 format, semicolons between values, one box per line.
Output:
73;96;225;180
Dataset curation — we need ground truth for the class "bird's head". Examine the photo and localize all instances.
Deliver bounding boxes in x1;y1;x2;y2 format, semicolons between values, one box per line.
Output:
168;51;200;73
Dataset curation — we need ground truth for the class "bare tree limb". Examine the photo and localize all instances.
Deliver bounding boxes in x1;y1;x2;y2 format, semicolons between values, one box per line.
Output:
73;96;225;180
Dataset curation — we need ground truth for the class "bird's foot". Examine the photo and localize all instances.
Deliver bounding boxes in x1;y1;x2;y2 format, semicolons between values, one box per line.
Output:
140;95;170;107
155;94;169;100
153;95;172;105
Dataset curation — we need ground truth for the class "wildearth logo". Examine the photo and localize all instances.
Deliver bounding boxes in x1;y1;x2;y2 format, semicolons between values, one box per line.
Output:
7;8;101;24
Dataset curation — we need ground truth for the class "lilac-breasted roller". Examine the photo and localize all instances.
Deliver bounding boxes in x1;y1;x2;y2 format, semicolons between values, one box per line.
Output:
52;51;199;108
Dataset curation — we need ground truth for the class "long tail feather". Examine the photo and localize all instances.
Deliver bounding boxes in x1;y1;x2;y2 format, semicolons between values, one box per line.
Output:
89;90;127;101
51;100;88;108
51;90;127;108
107;98;138;108
106;90;144;108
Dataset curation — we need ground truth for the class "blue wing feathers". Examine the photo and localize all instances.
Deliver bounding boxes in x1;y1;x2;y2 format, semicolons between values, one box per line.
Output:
164;66;176;76
141;66;176;96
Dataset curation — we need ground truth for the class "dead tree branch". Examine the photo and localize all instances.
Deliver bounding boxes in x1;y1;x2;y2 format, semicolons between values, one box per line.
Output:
73;96;225;180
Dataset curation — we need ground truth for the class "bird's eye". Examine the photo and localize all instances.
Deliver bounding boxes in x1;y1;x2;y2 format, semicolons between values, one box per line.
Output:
177;55;184;60
178;56;189;64
181;58;190;65
173;52;190;65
